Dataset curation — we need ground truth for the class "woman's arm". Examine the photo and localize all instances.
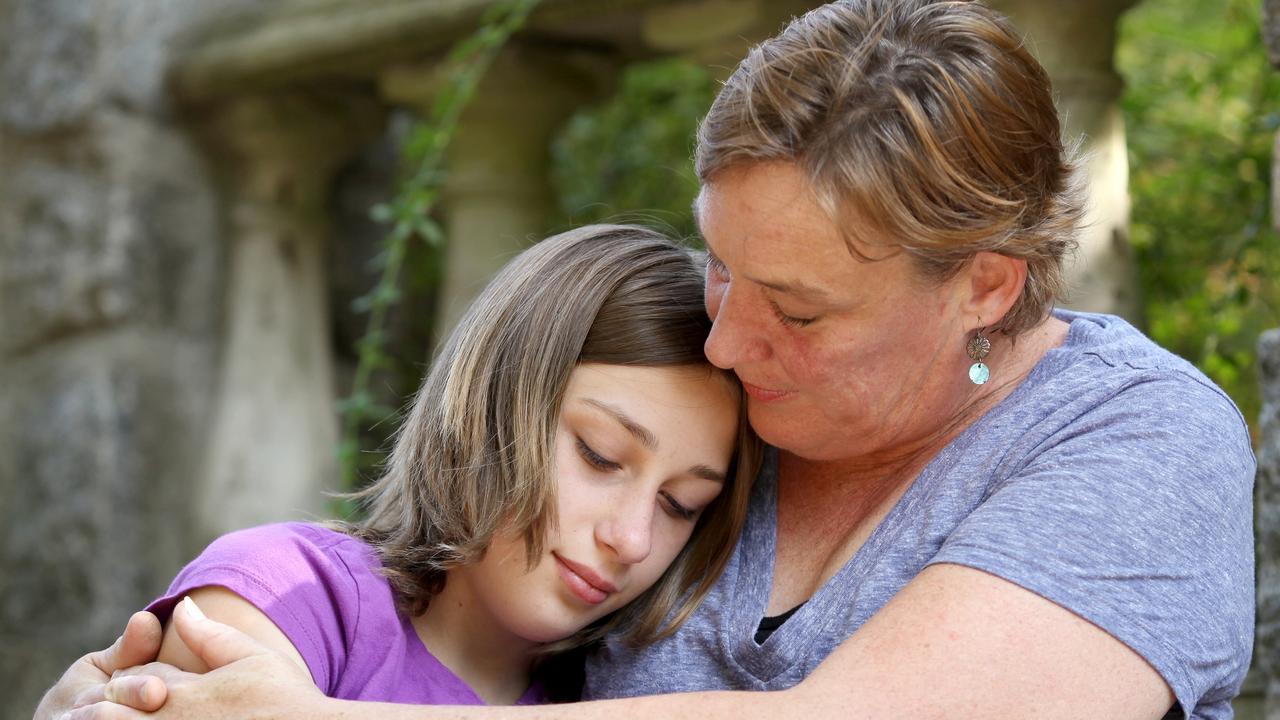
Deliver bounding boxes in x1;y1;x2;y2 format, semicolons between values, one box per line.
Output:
33;611;165;720
343;564;1174;718
787;563;1175;719
85;564;1173;720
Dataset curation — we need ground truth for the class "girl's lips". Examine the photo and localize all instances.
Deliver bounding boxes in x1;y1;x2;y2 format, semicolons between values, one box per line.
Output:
554;553;615;605
741;379;795;403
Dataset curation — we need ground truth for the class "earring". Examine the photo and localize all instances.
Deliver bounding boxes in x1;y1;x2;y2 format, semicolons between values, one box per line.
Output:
966;328;991;385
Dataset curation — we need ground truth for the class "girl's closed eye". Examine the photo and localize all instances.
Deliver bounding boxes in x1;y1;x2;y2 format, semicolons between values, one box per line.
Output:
659;491;697;521
576;438;620;471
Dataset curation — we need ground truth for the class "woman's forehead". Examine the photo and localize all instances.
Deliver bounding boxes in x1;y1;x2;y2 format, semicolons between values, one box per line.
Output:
699;167;928;305
700;168;835;246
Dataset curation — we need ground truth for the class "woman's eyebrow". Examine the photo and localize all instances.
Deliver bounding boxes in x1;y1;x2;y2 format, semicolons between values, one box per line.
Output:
583;399;657;451
707;248;832;304
758;276;832;304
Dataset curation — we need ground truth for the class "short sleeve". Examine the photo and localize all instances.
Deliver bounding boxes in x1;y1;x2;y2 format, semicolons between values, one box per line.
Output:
929;376;1255;717
146;523;363;693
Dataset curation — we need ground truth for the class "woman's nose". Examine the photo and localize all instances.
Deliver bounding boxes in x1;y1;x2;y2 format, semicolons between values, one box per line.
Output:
704;283;769;369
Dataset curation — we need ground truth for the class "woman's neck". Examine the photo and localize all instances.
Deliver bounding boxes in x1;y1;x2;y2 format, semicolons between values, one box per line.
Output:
767;316;1070;611
410;571;539;705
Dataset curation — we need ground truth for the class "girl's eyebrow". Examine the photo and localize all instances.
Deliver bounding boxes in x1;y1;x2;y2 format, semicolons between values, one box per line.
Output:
689;464;727;484
582;399;657;451
581;398;728;483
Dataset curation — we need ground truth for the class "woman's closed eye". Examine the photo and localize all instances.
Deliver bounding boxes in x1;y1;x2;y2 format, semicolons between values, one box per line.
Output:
770;300;817;328
706;253;730;281
576;438;621;472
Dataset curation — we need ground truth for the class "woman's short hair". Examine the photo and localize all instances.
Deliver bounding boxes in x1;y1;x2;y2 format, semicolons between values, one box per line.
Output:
696;0;1083;336
349;224;760;648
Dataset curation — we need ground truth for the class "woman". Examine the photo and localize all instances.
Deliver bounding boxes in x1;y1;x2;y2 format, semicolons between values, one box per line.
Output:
42;1;1254;718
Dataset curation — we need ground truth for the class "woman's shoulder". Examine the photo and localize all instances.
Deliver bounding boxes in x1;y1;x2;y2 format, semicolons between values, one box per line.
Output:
1031;310;1249;438
1050;310;1219;384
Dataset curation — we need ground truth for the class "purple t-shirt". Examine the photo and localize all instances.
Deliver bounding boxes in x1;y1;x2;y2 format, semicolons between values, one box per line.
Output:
147;522;547;705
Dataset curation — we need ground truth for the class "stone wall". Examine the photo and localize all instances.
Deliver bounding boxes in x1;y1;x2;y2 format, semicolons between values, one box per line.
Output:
0;0;1261;718
0;1;242;715
1262;4;1280;718
1260;330;1280;720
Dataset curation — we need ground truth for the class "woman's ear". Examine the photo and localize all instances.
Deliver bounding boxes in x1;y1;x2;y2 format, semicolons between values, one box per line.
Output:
960;251;1028;330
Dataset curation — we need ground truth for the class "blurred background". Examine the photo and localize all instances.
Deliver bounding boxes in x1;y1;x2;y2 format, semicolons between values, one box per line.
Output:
1;0;1277;717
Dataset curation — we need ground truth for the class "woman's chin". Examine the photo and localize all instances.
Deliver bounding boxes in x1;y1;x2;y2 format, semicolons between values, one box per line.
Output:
747;403;812;450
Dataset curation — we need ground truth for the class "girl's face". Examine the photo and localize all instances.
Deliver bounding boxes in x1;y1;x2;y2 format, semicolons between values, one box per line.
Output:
450;363;740;645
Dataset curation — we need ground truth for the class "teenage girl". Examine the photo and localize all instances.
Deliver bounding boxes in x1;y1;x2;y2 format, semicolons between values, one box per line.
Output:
142;224;761;706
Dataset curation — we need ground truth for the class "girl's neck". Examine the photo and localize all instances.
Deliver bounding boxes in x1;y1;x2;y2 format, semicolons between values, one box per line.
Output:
410;570;540;705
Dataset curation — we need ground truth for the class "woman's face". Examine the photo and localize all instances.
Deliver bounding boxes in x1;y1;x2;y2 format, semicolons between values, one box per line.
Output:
451;363;739;645
698;161;968;463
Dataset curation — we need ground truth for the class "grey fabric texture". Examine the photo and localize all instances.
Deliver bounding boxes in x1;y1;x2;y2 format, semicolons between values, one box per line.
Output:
584;311;1255;720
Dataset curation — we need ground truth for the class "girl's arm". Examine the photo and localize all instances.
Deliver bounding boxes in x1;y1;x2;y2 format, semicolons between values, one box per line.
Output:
157;588;309;677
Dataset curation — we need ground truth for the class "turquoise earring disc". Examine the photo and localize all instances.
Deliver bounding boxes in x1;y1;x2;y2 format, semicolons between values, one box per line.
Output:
969;362;990;385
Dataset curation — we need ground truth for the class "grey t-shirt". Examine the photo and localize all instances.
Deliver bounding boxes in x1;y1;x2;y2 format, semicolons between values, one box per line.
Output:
584;311;1256;719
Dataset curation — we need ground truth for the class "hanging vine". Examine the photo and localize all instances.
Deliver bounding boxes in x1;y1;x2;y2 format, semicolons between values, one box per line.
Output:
336;0;542;499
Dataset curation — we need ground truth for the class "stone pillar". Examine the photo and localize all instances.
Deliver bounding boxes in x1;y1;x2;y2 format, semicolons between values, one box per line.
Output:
1259;330;1280;720
0;2;228;716
1261;6;1280;718
641;0;822;81
381;46;613;338
191;91;383;545
989;0;1144;324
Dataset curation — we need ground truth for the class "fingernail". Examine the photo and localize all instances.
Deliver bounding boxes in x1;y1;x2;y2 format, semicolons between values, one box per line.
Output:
183;595;207;620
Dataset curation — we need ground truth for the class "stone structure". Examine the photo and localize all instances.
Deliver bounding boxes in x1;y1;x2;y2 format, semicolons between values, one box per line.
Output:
0;0;1195;717
990;0;1145;322
0;0;243;711
1262;5;1280;718
1260;330;1280;720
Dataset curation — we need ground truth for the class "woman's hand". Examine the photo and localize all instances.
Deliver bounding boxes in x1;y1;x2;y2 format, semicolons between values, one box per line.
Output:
65;598;325;720
33;611;167;720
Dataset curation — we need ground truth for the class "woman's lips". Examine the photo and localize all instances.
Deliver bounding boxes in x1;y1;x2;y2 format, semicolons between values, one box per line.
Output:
554;553;616;605
740;379;795;403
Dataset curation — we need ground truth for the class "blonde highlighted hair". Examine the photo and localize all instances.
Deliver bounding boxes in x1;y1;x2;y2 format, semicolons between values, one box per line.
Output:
347;224;760;648
696;0;1083;336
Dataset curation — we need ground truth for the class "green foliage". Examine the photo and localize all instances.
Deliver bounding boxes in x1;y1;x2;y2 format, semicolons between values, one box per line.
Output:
551;59;719;241
359;0;1277;501
337;0;542;508
1117;0;1280;440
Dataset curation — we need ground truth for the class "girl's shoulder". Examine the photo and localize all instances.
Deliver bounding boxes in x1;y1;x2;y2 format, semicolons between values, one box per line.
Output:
198;521;391;611
149;522;397;694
